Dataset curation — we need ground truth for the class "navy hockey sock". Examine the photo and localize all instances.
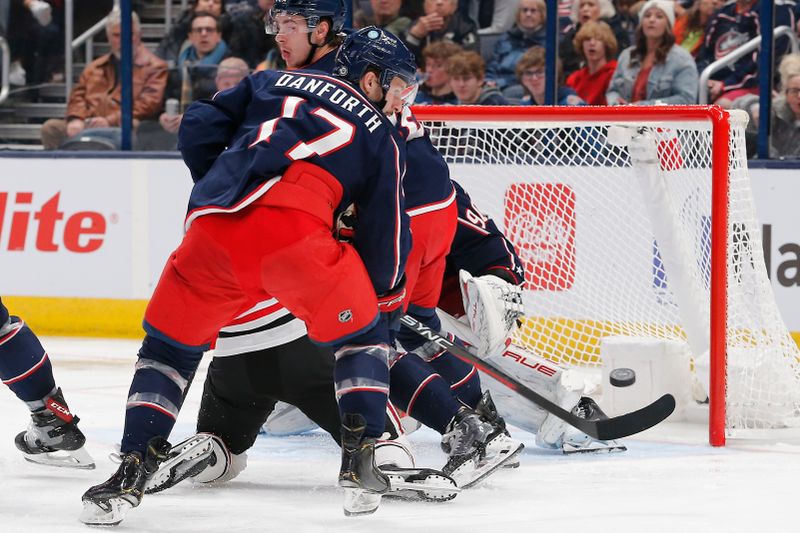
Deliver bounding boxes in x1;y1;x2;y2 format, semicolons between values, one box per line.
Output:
0;317;57;406
397;307;483;408
120;335;203;454
389;352;461;434
0;298;9;325
429;350;482;409
333;344;390;438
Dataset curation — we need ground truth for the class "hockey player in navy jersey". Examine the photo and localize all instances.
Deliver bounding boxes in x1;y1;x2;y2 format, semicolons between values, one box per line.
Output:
140;0;522;491
0;297;93;469
80;27;418;524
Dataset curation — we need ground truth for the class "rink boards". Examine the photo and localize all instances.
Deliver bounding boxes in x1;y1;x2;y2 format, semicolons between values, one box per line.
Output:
0;155;798;345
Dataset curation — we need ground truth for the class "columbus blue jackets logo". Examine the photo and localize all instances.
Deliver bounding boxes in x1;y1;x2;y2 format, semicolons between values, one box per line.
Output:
715;31;748;60
338;309;353;323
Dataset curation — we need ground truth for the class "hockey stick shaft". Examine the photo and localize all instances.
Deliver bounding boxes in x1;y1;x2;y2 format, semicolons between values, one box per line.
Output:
400;315;675;441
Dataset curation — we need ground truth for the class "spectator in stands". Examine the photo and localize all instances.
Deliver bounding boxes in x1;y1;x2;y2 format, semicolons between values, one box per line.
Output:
560;0;630;77
485;0;546;92
5;0;62;86
697;0;797;107
39;10;167;150
673;0;715;57
447;51;508;104
566;20;618;105
400;0;425;20
769;54;800;158
516;46;585;105
354;0;412;36
403;0;479;67
170;11;230;104
459;0;520;34
606;1;698;105
415;40;462;104
156;0;268;69
137;56;247;151
738;54;800;158
213;55;250;90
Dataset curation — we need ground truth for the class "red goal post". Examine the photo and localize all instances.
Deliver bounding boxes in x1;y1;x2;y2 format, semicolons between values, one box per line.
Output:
411;105;799;446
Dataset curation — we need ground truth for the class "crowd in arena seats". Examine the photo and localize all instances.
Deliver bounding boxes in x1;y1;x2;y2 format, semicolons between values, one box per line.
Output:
4;0;800;157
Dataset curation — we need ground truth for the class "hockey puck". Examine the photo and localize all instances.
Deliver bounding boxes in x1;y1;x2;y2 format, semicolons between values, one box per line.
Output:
609;368;636;387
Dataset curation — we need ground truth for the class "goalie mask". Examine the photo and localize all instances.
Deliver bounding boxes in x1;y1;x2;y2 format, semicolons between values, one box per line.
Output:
333;27;418;105
265;0;346;35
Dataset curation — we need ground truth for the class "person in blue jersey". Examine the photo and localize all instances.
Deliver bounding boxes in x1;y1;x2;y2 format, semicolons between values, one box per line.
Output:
79;27;417;525
0;297;94;469
137;0;522;501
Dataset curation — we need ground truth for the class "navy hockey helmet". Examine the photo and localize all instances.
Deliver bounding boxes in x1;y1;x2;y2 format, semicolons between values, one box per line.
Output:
265;0;346;35
333;27;417;94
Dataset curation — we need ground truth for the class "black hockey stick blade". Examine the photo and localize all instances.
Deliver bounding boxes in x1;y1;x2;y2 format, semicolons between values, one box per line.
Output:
400;315;676;441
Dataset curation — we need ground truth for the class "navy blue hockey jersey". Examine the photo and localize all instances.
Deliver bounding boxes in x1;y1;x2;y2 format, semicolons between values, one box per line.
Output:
177;69;410;294
697;1;797;90
446;180;524;285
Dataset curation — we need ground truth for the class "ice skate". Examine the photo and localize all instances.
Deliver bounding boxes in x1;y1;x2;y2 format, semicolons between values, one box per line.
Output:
80;437;168;526
144;433;230;494
381;465;459;502
441;406;523;489
338;413;390;516
474;390;525;469
14;388;95;469
561;397;627;454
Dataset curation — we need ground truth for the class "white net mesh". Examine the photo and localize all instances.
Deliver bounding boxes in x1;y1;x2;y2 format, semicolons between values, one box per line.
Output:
421;109;800;433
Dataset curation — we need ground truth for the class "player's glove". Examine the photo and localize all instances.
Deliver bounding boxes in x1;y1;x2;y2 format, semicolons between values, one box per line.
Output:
335;204;357;243
377;275;407;333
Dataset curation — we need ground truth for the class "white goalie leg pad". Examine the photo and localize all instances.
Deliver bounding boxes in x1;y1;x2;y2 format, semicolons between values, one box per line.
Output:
191;435;239;484
459;270;524;359
534;372;585;450
374;433;415;469
262;401;318;436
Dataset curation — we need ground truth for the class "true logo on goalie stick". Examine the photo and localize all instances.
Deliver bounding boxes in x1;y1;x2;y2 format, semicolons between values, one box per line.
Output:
504;184;576;291
338;309;353;323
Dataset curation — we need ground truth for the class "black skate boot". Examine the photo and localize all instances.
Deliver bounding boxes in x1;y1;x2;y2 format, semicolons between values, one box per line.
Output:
474;390;524;469
441;405;523;489
80;437;170;526
338;413;390;516
14;387;95;469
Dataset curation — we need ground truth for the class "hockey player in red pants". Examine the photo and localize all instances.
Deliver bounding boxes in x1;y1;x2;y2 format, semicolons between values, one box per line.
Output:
0;297;93;468
138;0;523;500
79;28;418;525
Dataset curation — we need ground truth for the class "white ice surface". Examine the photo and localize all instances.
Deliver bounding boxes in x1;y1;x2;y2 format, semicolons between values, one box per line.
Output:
1;337;799;533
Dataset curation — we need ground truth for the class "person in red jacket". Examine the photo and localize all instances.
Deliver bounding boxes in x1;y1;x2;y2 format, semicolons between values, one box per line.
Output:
565;20;618;105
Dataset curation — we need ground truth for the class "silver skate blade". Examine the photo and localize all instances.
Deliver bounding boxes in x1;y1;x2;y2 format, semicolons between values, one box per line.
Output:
562;440;627;455
145;434;214;493
453;441;525;489
23;446;96;470
343;488;382;516
79;498;133;526
385;473;460;502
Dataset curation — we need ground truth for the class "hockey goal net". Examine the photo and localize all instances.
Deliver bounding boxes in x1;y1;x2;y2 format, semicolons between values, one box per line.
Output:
413;105;800;446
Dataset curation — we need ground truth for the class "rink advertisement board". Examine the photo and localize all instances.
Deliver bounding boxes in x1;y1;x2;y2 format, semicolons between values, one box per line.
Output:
0;156;797;336
0;157;191;300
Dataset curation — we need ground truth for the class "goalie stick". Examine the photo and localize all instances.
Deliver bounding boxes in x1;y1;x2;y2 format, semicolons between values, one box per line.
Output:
400;315;675;441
